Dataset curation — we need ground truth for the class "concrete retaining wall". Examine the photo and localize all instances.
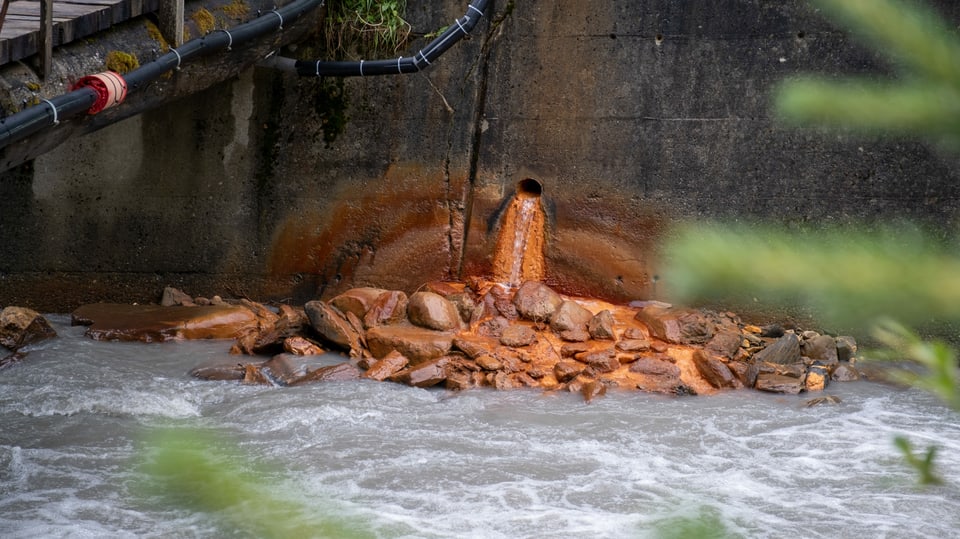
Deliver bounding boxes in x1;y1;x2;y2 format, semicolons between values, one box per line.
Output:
1;0;958;312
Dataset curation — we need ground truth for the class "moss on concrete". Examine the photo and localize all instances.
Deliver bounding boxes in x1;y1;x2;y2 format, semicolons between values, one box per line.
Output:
191;8;217;35
105;50;140;74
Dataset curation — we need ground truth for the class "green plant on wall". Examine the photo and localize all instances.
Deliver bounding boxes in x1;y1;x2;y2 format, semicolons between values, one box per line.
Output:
324;0;413;59
666;0;960;485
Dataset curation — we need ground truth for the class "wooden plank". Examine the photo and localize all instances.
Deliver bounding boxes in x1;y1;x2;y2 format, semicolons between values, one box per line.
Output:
39;0;51;77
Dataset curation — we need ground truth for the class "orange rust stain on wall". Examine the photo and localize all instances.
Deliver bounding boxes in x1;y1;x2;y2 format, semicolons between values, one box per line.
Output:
267;163;465;298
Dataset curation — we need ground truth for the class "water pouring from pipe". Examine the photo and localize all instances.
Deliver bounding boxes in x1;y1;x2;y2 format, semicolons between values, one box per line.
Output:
490;178;546;287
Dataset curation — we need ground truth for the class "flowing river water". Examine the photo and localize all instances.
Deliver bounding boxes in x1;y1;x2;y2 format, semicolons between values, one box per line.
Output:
3;315;960;537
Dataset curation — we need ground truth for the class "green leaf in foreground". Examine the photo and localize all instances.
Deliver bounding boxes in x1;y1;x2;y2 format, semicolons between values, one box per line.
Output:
138;426;375;539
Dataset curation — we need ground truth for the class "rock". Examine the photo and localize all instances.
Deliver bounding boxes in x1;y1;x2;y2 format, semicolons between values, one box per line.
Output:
444;371;474;391
560;342;590;357
283;335;324;355
330;287;387;320
753;334;801;365
693;350;742;389
475;354;503;371
261;354;343;385
705;330;742;359
760;324;785;338
512;281;564;322
621;327;647;340
575;348;620;373
635;307;713;344
189;359;249;381
407;291;461;331
588;310;616;340
581;379;607;402
805;365;829;392
363;350;410;381
554;359;585;383
1;306;56;350
304;301;362;352
160;286;194;307
477;316;510;337
500;324;537;347
726;360;759;388
389;356;450;387
550;300;593;333
242;363;271;385
363;290;409;328
559;328;590;342
629;356;681;378
755;373;804;394
836;335;858;362
365;324;453;363
72;303;257;342
616;338;650;353
802;334;838;365
831;363;860;382
453;335;497;359
0;351;28;370
290;363;362;385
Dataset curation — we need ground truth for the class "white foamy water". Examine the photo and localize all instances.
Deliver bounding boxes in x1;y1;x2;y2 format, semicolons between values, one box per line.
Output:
2;316;960;537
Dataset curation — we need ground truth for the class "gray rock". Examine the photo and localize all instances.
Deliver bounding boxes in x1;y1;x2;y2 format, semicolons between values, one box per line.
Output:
802;334;838;364
635;307;713;344
755;373;804;394
836;335;858;362
754;334;801;365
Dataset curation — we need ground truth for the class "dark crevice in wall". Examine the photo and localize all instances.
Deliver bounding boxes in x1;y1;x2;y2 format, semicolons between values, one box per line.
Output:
457;0;512;280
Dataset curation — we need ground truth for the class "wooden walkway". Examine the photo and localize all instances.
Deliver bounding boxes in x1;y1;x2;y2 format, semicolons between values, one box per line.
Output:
0;0;160;66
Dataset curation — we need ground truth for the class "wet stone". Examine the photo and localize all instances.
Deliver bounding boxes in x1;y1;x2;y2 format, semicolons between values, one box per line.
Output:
389;356;450;388
560;342;590;358
1;306;56;351
407;291;461;331
290;363;362;385
304;301;360;351
260;353;343;385
73;303;258;343
475;354;503;371
190;358;249;381
365;324;453;363
706;330;742;359
283;335;324;356
805;365;829;392
559;327;590;342
363;350;410;381
363;290;409;328
330;287;388;320
477;316;509;338
580;379;607;403
755;373;804;394
726;360;759;388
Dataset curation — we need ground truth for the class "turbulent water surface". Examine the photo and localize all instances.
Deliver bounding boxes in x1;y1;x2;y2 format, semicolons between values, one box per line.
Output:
2;316;960;538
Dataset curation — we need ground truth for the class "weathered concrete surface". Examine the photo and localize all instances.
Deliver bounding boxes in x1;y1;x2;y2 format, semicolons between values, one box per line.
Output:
2;0;960;313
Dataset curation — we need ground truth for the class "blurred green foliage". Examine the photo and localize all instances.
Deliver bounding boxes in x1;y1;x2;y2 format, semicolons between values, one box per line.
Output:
138;426;375;538
776;0;960;148
667;0;960;486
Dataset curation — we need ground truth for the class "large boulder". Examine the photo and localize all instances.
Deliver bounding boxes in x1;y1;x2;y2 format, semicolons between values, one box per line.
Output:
1;306;56;350
304;301;362;352
407;291;461;331
512;281;563;322
755;373;804;394
363;350;410;381
802;334;839;364
329;287;388;320
365;324;454;363
363;290;409;328
72;303;257;342
588;310;616;340
389;356;451;387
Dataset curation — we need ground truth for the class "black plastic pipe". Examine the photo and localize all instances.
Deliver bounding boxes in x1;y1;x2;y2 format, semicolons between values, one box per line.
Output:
0;0;325;150
283;0;490;77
